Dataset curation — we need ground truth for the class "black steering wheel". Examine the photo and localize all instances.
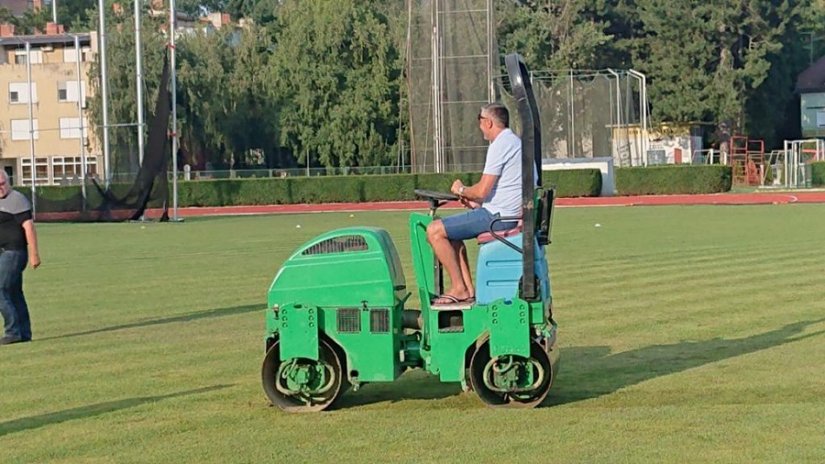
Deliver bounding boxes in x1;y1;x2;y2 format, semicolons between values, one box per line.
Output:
415;189;459;216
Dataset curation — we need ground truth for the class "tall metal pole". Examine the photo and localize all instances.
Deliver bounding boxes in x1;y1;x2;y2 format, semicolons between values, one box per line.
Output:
607;69;622;166
569;69;575;157
52;0;58;24
134;0;145;166
486;0;494;103
170;0;179;220
431;0;442;173
98;0;111;187
628;70;648;166
25;41;36;216
74;34;87;207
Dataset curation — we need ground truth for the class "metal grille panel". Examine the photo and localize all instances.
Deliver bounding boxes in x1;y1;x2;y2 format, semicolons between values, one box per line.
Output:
337;308;361;333
303;235;368;255
370;308;390;333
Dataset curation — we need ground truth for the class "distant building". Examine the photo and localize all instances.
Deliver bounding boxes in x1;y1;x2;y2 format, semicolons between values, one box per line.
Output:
0;22;100;186
797;56;825;139
0;1;44;17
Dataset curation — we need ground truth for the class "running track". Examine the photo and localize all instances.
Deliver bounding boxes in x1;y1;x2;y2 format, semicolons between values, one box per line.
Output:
150;191;825;218
35;191;825;221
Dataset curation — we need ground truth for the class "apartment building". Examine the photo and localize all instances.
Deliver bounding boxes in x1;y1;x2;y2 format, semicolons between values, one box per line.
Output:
0;22;100;187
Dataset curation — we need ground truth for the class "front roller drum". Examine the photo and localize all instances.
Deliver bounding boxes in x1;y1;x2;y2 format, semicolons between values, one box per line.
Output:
262;338;345;412
469;339;555;408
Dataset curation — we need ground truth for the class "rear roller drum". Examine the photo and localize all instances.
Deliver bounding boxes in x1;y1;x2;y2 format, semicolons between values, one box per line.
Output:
469;340;554;408
262;338;344;412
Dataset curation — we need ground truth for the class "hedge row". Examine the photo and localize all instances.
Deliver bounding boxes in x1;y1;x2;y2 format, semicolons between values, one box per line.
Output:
811;161;825;186
179;170;602;206
542;169;602;197
23;169;603;211
615;164;732;195
22;164;735;213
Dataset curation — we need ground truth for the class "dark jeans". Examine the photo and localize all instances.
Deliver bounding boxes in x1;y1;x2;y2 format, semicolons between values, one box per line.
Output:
0;249;31;340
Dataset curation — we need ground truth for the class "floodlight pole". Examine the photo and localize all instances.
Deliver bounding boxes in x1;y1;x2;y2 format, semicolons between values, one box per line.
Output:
98;0;112;187
486;0;494;103
430;0;443;173
25;41;36;217
170;0;179;221
74;34;88;207
135;0;145;166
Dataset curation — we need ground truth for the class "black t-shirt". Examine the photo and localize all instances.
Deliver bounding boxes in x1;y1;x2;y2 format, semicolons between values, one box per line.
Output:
0;190;32;250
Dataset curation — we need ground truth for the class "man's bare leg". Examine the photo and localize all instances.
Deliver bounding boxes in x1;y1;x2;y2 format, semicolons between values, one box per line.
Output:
452;240;474;299
426;220;472;303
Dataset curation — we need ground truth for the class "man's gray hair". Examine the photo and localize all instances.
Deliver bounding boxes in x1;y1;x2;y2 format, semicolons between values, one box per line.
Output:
480;103;509;128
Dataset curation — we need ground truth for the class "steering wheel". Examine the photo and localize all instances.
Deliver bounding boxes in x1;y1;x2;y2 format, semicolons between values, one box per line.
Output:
415;189;459;216
414;189;459;202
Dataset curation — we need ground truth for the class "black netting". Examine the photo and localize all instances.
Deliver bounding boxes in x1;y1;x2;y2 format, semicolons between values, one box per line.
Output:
34;52;171;222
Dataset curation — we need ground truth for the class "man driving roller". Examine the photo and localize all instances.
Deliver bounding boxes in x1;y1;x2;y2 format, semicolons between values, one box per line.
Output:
425;102;536;305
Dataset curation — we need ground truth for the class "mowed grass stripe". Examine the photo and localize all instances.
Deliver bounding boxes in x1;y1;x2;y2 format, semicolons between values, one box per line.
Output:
1;205;824;463
556;242;816;281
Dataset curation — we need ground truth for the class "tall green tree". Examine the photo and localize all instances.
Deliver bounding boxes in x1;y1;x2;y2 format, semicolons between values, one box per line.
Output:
633;0;803;146
495;0;613;70
271;0;404;169
177;24;282;169
57;0;96;31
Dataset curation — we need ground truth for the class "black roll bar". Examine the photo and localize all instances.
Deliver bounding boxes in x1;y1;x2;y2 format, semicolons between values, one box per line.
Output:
504;53;542;301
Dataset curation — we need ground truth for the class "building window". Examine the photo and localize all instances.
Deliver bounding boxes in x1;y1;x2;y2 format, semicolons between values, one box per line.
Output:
64;46;92;63
8;82;36;104
57;80;85;103
20;158;49;186
51;156;97;182
11;119;39;141
14;49;43;65
59;117;88;139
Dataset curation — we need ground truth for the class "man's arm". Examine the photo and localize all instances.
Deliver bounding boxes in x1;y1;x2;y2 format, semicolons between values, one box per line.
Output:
451;174;498;203
22;219;41;269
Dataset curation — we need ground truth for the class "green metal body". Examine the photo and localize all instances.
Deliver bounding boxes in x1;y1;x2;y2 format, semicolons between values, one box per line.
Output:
266;227;409;385
265;218;558;388
408;212;555;385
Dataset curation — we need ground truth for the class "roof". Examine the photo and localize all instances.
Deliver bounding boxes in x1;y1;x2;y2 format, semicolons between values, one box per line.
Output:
0;33;92;47
797;55;825;93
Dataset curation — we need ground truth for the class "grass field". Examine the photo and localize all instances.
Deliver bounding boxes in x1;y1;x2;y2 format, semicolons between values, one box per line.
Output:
1;205;824;463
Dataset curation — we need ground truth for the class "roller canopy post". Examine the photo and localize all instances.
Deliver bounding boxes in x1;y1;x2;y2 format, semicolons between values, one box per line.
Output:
504;53;542;301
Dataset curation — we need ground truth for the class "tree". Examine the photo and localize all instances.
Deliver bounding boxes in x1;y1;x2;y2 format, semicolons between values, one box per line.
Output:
271;0;404;169
1;5;51;34
177;24;282;169
495;0;613;71
57;0;96;32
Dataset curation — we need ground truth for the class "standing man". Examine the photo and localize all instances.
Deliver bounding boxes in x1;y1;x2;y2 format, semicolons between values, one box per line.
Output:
0;171;41;345
426;102;534;305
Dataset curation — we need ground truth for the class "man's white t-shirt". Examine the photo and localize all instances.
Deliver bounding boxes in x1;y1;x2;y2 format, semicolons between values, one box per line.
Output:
481;128;537;217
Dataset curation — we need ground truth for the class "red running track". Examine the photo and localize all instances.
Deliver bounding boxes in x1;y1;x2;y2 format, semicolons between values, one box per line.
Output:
151;191;825;218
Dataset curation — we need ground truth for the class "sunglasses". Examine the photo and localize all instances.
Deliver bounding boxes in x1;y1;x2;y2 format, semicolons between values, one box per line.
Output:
477;113;489;121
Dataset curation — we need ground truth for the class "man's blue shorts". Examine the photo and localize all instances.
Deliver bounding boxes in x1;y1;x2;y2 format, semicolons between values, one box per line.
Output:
441;208;518;241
